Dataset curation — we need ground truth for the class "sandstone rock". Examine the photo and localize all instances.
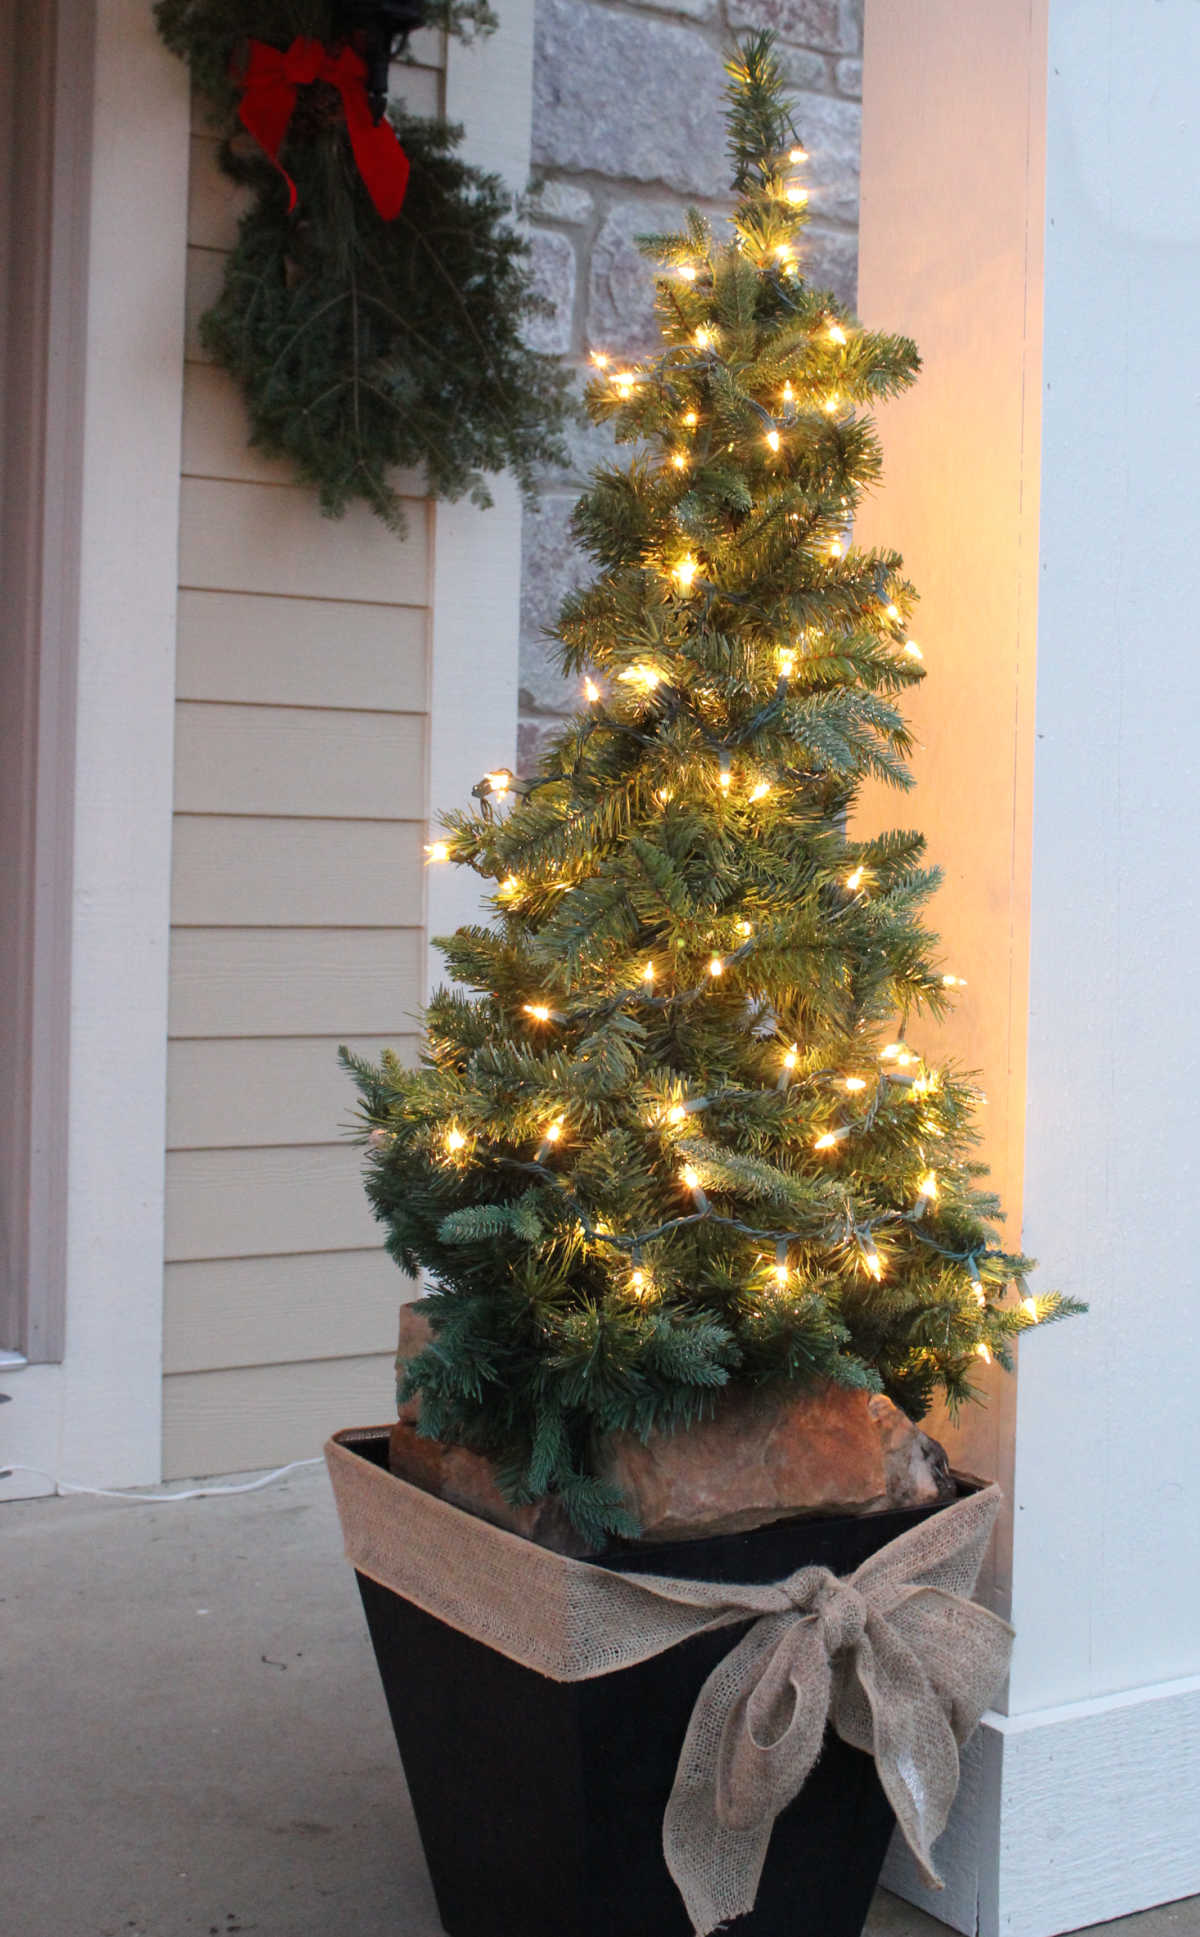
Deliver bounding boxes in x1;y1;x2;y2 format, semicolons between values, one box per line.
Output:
394;1303;432;1425
869;1394;954;1510
534;0;726;197
388;1422;593;1556
597;1382;952;1541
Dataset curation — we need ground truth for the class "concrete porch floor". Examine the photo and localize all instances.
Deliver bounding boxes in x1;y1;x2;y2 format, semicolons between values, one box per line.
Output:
3;1462;1197;1937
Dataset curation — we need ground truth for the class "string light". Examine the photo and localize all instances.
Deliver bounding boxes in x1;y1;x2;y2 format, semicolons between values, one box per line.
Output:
497;875;519;896
765;429;781;453
788;144;808;163
942;973;967;988
841;1075;866;1092
1022;1296;1039;1321
680;1164;708;1210
614;370;636;398
671;452;689;471
814;1126;850;1151
968;1258;986;1307
694;326;716;350
735;919;754;936
682;410;699;427
904;640;924;660
673;555;698;590
666;1103;687;1125
619;664;661;692
485;770;514;798
861;1243;883;1281
823;395;841;414
590;351;610;369
885;603;901;622
784;183;808;205
642;961;655;984
630;1267;649;1295
918;1171;939;1201
718;762;732;791
677;264;697;281
444;1128;467;1154
781;381;795;406
584;677;601;702
828;536;844;558
782;1045;799;1072
777;647;796;677
827;320;847;346
845;866;864;891
425;841;450;863
523;1004;553;1023
543;1119;564;1144
749;780;771;801
654;786;673;804
708;955;724;977
976;1342;992;1364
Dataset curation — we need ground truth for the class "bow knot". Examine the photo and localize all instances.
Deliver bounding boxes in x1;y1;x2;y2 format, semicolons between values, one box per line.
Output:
809;1571;868;1654
234;36;411;221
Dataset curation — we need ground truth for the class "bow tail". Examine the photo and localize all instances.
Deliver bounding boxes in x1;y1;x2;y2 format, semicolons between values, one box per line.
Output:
663;1615;832;1937
338;77;411;219
235;58;301;211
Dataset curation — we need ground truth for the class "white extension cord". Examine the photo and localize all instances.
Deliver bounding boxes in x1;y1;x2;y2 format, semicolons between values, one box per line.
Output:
0;1457;325;1503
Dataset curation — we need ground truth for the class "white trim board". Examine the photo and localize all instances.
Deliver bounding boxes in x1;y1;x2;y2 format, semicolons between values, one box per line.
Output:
883;1676;1200;1936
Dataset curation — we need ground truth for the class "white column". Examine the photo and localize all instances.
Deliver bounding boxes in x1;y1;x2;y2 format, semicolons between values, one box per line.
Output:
425;2;535;995
859;2;1200;1931
0;0;190;1495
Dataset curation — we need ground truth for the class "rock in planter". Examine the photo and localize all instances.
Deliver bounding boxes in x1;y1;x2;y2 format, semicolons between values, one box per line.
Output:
394;1303;431;1425
596;1382;953;1541
388;1421;592;1557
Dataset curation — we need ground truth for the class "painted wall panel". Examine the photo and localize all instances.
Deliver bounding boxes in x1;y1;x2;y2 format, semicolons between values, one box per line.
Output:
173;703;425;819
165;1144;378;1261
178;477;429;605
175;589;428;712
162;1352;395;1478
166;1034;416;1150
169;927;423;1037
164;1251;409;1373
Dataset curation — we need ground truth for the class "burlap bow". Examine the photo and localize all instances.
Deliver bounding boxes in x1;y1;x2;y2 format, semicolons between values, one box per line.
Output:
326;1434;1012;1937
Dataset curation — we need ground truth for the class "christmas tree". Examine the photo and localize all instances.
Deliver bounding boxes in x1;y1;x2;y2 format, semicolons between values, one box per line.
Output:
345;34;1082;1541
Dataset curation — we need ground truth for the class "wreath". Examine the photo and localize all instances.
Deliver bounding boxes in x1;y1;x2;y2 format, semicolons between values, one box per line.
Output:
155;1;573;530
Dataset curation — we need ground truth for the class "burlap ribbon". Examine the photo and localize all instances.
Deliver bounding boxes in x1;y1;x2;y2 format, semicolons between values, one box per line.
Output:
326;1432;1012;1937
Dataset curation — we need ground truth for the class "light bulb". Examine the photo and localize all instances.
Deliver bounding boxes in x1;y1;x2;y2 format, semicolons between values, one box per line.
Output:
976;1342;992;1364
619;664;661;692
885;603;901;621
735;919;753;936
654;786;673;804
666;1103;687;1125
823;395;841;415
781;381;795;405
590;351;610;369
485;770;513;797
694;326;715;350
682;410;699;427
750;781;771;801
614;371;636;397
718;764;732;790
673;555;698;590
425;842;450;863
942;973;967;988
681;1166;702;1194
642;961;655;983
671;452;689;471
785;183;808;205
583;677;601;702
880;1043;904;1060
842;1076;866;1092
783;1046;799;1072
498;875;519;895
814;1128;847;1151
777;647;796;677
828;321;847;345
630;1267;648;1293
524;1004;552;1023
1022;1296;1039;1320
445;1128;467;1153
677;264;697;282
765;429;781;453
904;640;923;660
845;866;864;891
862;1249;883;1281
918;1171;939;1200
543;1119;564;1144
828;536;844;558
708;955;724;977
771;1261;790;1287
789;145;808;163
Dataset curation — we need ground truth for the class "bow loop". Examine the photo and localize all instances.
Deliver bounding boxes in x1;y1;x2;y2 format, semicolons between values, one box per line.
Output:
281;36;324;85
234;35;410;221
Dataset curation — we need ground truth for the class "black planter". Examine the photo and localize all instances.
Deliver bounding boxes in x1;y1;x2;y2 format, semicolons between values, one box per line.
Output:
348;1429;965;1937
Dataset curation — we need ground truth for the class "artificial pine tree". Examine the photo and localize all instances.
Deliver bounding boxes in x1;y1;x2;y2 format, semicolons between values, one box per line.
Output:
345;35;1082;1542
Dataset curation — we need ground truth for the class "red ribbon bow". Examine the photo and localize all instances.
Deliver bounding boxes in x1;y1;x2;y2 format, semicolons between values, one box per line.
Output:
235;36;410;221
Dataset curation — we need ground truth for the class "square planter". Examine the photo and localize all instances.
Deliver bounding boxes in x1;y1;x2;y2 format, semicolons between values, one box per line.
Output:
342;1426;975;1937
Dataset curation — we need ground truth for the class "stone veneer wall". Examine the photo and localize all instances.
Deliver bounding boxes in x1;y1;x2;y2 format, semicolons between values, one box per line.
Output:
517;0;864;761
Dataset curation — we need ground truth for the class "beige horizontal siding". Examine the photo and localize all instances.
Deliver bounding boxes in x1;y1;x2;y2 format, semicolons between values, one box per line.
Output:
169;77;440;1477
179;477;429;604
166;1144;378;1261
174;703;426;818
166;1035;416;1150
164;1253;411;1374
176;589;429;712
169;927;423;1037
162;1354;395;1478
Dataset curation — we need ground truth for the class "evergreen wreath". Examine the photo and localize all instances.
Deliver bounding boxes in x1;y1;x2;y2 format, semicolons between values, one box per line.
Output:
155;0;574;530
